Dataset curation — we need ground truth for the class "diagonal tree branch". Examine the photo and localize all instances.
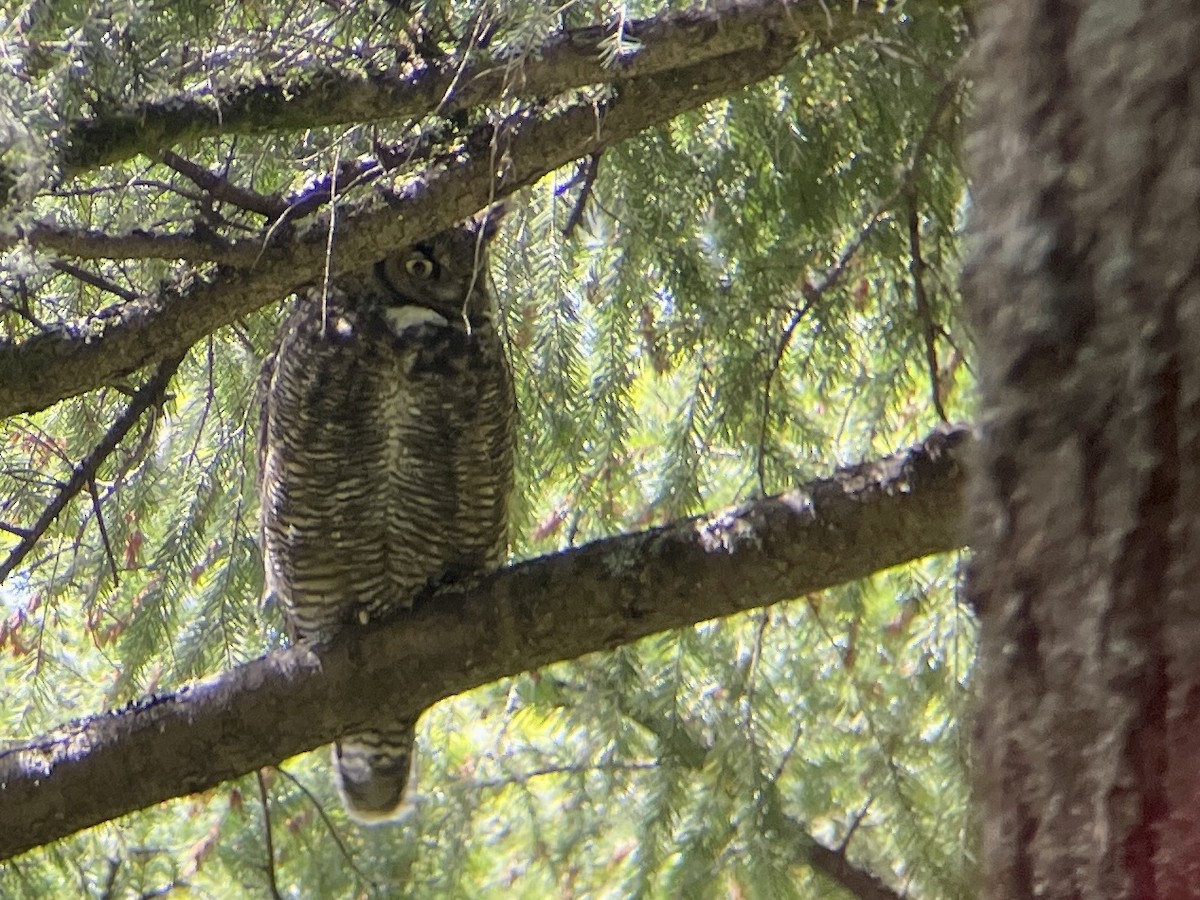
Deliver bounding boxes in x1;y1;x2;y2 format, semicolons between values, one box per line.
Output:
0;354;184;584
159;150;289;220
775;810;907;900
0;223;265;266
0;40;800;421
0;427;971;861
58;0;885;177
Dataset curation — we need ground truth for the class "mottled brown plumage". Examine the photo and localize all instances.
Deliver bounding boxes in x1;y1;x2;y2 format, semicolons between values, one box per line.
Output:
258;210;513;821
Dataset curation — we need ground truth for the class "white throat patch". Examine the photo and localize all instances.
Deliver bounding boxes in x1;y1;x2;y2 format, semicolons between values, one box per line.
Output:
384;305;448;336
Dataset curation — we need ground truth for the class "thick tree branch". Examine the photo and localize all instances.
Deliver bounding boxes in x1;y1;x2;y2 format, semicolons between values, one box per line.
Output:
1;223;264;266
0;41;804;420
59;0;883;176
0;427;971;860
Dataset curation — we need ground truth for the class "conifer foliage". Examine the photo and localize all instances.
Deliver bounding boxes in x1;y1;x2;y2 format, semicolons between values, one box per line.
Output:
1;1;971;896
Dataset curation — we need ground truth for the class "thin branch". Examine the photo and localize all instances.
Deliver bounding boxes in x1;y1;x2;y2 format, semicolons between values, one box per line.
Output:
274;767;381;891
621;662;905;900
755;69;964;492
86;475;120;587
907;196;949;422
282;157;382;221
0;427;971;860
756;202;891;492
100;857;120;900
255;770;283;900
160;151;288;220
46;178;204;202
904;70;964;184
466;760;659;791
837;797;875;854
795;822;905;900
0;354;184;584
560;153;602;239
49;261;139;302
756;293;819;494
136;880;189;899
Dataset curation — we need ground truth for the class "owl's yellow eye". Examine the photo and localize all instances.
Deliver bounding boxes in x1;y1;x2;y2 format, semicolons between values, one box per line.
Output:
404;254;435;278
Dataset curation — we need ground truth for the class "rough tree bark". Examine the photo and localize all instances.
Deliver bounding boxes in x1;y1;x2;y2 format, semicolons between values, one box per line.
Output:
0;428;968;860
967;3;1200;897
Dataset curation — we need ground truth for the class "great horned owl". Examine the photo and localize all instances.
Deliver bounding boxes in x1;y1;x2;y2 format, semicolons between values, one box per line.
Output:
258;209;514;821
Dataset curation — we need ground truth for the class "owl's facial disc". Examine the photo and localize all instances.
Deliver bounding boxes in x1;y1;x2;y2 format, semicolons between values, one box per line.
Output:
371;223;496;328
375;246;464;310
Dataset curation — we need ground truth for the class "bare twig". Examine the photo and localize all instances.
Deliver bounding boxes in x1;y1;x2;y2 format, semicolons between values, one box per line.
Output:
623;677;906;900
800;826;904;900
282;157;381;221
255;770;283;900
907;197;948;422
906;70;964;180
756;291;820;494
837;797;874;854
560;153;602;239
87;474;120;587
755;202;888;492
274;767;381;890
468;760;660;792
50;260;139;302
136;880;190;899
160;150;288;220
99;856;120;900
741;608;772;728
755;70;964;492
0;354;185;585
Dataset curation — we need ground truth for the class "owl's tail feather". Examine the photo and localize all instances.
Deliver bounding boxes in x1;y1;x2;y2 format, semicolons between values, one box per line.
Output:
333;723;418;823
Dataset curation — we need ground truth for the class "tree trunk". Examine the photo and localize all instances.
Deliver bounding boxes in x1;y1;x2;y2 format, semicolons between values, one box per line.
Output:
967;3;1200;898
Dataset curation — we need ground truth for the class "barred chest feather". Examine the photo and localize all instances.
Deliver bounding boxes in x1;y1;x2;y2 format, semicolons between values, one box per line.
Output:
260;288;515;642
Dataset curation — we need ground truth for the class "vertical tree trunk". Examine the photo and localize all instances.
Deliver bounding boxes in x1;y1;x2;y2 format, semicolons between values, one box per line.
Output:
967;3;1200;898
